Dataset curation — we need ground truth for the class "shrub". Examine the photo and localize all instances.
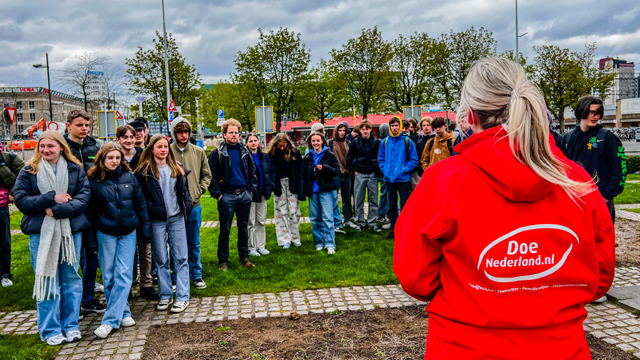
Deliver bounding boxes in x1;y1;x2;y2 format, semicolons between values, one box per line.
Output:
628;155;640;174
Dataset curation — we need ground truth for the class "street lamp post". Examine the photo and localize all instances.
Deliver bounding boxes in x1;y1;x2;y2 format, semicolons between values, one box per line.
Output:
515;0;528;64
33;53;54;124
161;0;172;133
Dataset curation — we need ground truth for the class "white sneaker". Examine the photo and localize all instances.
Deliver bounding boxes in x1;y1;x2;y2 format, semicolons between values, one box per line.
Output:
1;278;12;287
335;227;346;234
292;242;302;247
121;317;136;327
171;301;189;313
316;246;323;251
94;283;104;293
248;249;261;257
327;248;335;255
65;330;82;343
157;298;173;311
382;223;391;230
593;295;608;303
46;334;67;346
344;221;358;229
258;248;270;255
94;324;113;339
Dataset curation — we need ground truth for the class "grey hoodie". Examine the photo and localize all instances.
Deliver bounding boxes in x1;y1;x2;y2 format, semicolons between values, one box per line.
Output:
378;123;390;139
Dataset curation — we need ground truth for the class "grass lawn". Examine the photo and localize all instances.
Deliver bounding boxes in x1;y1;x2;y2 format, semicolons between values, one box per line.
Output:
615;182;640;204
0;235;35;311
200;194;310;221
0;334;61;360
627;174;640;181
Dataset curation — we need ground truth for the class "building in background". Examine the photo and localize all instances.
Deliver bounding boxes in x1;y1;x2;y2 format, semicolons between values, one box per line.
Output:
0;87;84;138
600;58;637;105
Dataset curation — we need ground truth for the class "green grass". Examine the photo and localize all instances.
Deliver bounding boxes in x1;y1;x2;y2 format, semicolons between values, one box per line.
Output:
625;208;640;214
10;211;22;230
0;235;35;311
0;334;61;360
615;183;640;204
200;194;309;221
627;174;640;181
190;224;396;297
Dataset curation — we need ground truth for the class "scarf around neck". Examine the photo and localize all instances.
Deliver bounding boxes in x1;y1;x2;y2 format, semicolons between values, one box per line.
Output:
34;156;74;301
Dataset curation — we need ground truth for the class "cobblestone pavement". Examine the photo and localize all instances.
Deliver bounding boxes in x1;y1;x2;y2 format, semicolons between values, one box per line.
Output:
6;284;425;360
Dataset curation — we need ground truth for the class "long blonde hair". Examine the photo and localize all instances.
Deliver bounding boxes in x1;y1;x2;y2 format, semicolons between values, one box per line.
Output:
27;130;82;174
267;133;297;162
457;57;593;198
135;134;184;178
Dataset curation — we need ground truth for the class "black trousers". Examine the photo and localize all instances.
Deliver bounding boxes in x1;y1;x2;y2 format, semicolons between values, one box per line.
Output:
0;206;11;279
217;191;252;264
386;181;411;232
606;198;616;224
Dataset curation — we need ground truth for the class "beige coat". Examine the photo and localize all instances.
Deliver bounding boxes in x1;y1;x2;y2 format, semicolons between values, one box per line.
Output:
420;130;456;170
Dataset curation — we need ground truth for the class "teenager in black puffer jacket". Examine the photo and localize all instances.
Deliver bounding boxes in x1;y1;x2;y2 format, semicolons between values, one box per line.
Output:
87;143;152;339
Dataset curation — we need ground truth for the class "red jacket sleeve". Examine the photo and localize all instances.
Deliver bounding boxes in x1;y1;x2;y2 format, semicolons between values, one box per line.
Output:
587;194;616;303
394;168;455;302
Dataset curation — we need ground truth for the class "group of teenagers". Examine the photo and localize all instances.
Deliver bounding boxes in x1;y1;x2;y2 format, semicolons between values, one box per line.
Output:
0;56;627;356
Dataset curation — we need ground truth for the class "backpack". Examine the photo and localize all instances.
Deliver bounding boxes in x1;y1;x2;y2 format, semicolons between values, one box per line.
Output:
384;137;411;163
427;137;455;158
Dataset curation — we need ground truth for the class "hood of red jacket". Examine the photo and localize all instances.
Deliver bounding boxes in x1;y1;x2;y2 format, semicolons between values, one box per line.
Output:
454;126;556;203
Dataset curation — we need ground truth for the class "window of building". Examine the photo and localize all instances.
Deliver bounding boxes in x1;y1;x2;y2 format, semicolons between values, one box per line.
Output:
16;101;22;111
28;101;35;110
29;113;36;122
16;113;23;122
17;125;23;133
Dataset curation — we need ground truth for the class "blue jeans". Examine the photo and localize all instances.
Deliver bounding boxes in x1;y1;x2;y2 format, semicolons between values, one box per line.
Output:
377;176;388;217
96;230;136;329
309;191;336;249
151;214;189;302
29;232;82;341
80;234;99;304
332;189;343;229
171;204;203;282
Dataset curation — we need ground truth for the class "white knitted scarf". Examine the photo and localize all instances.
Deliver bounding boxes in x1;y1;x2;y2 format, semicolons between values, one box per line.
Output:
34;156;74;301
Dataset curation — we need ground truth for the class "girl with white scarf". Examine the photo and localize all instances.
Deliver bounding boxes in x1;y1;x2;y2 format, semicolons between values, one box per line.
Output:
14;131;91;346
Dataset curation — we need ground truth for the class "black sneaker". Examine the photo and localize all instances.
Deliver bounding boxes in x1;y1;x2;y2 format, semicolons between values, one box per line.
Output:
81;299;106;313
139;287;160;300
386;232;395;239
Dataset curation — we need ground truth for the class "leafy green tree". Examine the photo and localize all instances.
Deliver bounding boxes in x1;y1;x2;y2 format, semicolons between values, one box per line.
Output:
532;43;614;133
125;31;201;131
330;26;393;119
438;27;497;108
198;78;257;132
234;28;311;132
386;32;443;113
301;59;349;124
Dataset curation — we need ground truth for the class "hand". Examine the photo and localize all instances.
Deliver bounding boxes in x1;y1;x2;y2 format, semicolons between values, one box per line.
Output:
55;194;72;204
316;164;323;170
8;195;13;203
354;171;358;175
45;208;54;217
218;195;222;201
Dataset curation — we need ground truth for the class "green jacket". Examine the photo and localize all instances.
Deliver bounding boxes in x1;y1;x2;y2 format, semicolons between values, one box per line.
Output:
170;142;212;206
0;152;25;195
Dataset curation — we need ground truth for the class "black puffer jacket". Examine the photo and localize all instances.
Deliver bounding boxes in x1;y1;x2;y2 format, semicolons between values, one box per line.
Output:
14;158;91;235
135;165;193;222
272;148;302;196
251;148;277;202
208;141;258;200
299;148;340;200
64;134;101;173
89;168;152;240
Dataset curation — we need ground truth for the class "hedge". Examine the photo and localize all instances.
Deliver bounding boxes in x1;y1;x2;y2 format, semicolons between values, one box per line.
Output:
629;155;640;174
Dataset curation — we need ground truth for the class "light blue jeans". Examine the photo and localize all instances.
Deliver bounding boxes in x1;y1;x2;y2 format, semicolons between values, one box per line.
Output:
332;189;343;229
96;230;136;329
29;232;82;341
151;214;189;302
309;191;336;249
171;204;203;282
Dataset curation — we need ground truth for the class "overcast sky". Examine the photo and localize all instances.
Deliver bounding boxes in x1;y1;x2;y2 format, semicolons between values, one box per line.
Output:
2;0;639;95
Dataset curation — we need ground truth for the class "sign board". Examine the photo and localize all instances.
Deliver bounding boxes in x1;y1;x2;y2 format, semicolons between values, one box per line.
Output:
324;112;333;119
255;106;274;133
403;106;422;120
97;111;117;139
217;119;224;127
3;107;16;125
167;99;177;112
136;97;146;103
115;110;124;120
47;122;59;131
217;109;224;120
169;111;174;121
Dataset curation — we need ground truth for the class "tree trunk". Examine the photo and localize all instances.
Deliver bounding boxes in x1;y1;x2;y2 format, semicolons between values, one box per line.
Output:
276;113;282;134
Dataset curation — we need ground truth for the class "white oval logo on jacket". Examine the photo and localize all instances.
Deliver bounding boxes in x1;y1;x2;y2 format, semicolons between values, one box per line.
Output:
477;224;579;283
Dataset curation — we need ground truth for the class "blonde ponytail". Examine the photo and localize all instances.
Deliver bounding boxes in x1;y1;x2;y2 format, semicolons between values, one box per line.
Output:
458;57;594;199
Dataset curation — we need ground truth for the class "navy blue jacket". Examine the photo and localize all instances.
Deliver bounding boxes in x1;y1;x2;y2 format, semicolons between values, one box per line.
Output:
346;136;381;175
251;148;276;202
14;158;91;235
561;124;627;200
208;141;258;200
89;168;152;241
64;134;101;173
135;165;193;222
299;149;340;200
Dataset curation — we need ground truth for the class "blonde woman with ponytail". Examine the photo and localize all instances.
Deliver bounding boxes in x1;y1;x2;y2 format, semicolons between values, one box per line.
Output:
394;57;614;359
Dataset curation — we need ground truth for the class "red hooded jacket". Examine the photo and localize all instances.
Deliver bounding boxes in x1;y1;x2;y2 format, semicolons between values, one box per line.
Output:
394;126;615;360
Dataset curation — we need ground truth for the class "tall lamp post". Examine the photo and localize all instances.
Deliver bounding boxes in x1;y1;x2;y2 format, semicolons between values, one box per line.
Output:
33;53;54;124
161;0;172;133
515;0;528;64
